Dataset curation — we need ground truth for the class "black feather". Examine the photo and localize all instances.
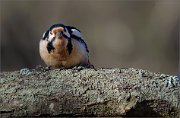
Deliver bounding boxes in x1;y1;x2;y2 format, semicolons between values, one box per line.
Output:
67;39;73;55
71;35;89;53
47;37;55;53
66;26;81;33
49;24;65;31
66;26;89;53
42;30;49;40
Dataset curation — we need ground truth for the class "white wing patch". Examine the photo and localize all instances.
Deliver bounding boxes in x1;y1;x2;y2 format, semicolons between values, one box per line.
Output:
71;29;83;39
70;28;89;53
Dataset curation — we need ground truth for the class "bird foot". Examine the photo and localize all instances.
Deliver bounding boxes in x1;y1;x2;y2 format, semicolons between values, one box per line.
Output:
72;64;96;71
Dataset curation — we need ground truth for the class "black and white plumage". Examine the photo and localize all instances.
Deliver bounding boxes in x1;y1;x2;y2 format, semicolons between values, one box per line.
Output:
39;23;91;68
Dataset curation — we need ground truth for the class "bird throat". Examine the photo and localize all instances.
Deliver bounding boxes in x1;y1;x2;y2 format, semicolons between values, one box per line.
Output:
46;36;73;55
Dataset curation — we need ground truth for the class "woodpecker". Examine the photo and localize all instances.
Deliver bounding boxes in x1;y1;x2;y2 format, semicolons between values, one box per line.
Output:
39;23;91;69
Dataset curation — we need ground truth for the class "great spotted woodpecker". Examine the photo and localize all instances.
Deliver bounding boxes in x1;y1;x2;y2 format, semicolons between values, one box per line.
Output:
39;23;91;69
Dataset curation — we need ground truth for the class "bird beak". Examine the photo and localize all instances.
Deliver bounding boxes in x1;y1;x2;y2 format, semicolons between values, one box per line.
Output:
51;27;64;38
56;31;63;38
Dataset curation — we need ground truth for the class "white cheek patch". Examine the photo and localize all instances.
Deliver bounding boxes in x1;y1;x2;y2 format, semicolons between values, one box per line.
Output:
48;32;55;41
71;29;83;38
42;32;46;39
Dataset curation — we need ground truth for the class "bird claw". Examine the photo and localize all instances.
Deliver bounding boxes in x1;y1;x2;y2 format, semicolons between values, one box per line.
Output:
45;66;52;70
86;64;96;69
72;64;96;71
72;66;85;71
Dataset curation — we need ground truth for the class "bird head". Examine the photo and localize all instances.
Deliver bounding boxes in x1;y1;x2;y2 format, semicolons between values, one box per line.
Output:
41;24;72;54
42;24;70;41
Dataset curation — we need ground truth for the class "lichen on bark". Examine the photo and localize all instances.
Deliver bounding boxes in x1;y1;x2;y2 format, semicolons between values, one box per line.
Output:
0;67;179;117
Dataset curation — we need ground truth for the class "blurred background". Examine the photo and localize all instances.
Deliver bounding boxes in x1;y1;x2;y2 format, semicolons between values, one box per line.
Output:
0;0;179;75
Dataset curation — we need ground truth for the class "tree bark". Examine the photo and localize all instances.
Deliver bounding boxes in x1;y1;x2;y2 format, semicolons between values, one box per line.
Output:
0;67;179;117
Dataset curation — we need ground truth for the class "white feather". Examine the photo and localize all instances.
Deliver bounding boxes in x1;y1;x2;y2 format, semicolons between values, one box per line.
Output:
42;32;46;39
71;29;83;38
48;32;55;41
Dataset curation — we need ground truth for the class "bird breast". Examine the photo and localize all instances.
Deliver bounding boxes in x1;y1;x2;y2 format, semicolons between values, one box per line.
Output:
39;38;89;68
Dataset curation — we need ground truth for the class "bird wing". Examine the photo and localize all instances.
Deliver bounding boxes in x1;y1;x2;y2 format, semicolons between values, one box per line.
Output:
66;26;89;53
